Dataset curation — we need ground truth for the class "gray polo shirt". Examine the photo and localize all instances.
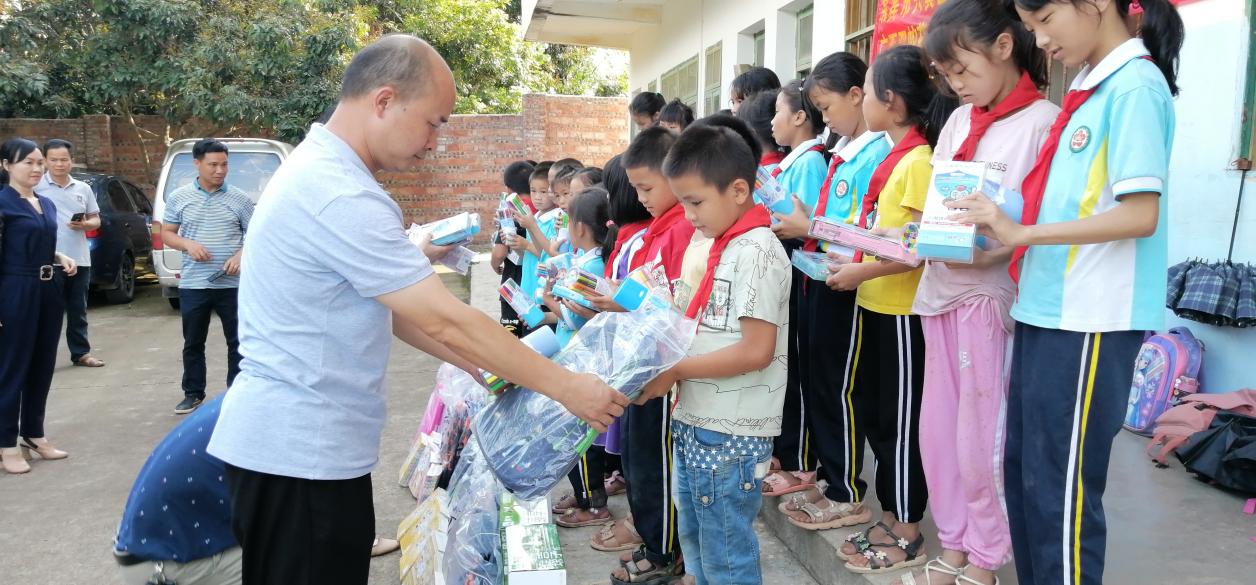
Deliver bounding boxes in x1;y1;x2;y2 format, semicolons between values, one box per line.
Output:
34;173;99;267
163;181;254;289
208;124;434;480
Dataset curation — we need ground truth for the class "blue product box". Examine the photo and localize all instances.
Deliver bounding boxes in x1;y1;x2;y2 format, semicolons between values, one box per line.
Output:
428;212;482;246
612;278;650;311
790;250;831;281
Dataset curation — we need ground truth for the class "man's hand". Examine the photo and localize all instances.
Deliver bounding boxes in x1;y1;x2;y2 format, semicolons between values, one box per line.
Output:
223;253;242;276
413;231;453;262
185;241;212;262
770;195;812;240
556;372;628;432
635;367;679;405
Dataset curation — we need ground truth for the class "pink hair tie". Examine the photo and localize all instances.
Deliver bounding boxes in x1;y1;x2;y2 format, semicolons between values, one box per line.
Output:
1130;0;1143;13
606;220;616;228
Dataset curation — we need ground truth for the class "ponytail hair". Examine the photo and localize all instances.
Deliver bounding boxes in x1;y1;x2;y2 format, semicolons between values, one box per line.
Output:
1009;0;1183;95
0;138;39;187
782;79;826;136
568;186;613;261
629;91;667;117
926;0;1048;89
804;51;869;96
663;114;761;191
736;89;785;157
870;45;960;147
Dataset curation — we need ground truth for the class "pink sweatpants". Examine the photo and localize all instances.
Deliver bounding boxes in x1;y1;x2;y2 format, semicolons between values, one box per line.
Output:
919;296;1012;571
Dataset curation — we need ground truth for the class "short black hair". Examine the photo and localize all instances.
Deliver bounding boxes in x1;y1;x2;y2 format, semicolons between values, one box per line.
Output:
340;34;431;100
552;158;583;174
730;67;782;102
42;138;74;157
659;99;695;130
552;165;581;187
502;160;535;195
572;167;603;187
192;139;229;160
629;92;667;117
736;89;783;156
621;126;676;172
663;115;760;192
529;161;554;185
603;154;651;226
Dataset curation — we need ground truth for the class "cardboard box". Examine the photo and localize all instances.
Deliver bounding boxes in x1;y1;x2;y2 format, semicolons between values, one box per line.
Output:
808;216;919;266
427;212;482;246
498;493;551;528
791;250;832;281
502;524;567;585
917;162;1003;263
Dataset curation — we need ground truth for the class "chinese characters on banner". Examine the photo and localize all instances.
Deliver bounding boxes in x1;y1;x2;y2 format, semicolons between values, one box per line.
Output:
871;0;1204;59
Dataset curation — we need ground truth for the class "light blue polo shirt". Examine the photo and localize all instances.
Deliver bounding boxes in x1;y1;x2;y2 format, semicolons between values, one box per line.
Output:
777;137;830;211
817;131;892;235
35;173;99;267
208;124;434;480
1013;39;1174;333
163;181;253;289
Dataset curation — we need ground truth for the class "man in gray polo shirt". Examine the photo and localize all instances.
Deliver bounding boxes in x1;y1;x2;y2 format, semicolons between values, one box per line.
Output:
35;139;105;368
207;35;627;585
161;139;254;415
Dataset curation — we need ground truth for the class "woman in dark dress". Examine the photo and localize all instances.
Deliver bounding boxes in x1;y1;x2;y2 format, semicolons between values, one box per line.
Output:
0;138;77;474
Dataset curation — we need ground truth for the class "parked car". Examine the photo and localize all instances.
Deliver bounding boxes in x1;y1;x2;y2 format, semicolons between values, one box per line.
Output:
76;172;155;304
150;138;294;309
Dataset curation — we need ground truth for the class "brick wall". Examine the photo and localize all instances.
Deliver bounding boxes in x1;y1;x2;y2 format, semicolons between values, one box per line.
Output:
0;94;630;243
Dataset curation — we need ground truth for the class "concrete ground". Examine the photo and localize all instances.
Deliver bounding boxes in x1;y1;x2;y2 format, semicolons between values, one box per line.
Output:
0;264;815;585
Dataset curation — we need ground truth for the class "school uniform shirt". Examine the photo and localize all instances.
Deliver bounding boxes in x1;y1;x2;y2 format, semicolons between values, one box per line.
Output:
817;132;892;245
776;138;830;211
638;205;697;290
1014;39;1174;333
672;232;713;311
555;248;606;347
914;100;1059;331
673;227;792;438
855;145;932;316
34;173;99;267
608;229;647;280
520;208;561;301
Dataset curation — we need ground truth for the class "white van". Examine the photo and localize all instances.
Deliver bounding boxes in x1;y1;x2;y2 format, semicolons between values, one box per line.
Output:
150;138;295;308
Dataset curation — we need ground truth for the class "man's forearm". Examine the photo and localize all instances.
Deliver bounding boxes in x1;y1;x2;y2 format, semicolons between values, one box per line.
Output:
393;318;480;375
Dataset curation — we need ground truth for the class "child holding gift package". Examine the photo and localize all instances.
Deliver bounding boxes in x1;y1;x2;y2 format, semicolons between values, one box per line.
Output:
950;1;1182;583
893;1;1060;584
492;160;537;337
800;46;957;575
636;114;791;585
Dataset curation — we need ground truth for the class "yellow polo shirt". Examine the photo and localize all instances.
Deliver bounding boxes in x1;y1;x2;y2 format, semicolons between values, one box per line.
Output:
856;145;931;316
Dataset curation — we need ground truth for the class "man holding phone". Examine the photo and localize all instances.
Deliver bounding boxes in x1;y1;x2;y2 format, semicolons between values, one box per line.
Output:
161;139;254;415
36;139;105;368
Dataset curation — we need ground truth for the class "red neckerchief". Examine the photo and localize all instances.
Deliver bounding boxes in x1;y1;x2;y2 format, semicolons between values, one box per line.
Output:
802;153;847;253
685;205;771;319
760;151;786;167
631;204;688;270
770;143;826;178
605;219;651;278
952;72;1042;162
858;127;928;229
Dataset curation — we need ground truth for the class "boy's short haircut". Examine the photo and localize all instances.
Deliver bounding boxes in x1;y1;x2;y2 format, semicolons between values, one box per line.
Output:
552;165;580;187
529;161;554;185
659;99;695;129
622;126;677;172
550;158;583;180
572;167;603;186
42;138;74;157
502;160;536;194
663;115;761;192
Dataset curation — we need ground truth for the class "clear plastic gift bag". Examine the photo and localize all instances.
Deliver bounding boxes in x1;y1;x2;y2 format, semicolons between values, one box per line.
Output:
404;365;491;501
472;303;696;499
442;441;504;585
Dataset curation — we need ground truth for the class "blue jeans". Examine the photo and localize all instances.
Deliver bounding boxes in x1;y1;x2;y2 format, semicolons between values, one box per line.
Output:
671;421;772;585
180;287;240;397
54;266;91;361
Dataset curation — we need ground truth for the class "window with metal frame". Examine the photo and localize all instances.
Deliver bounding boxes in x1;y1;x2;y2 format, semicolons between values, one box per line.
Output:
796;5;814;78
661;55;700;110
845;0;875;62
753;30;766;68
704;42;723;115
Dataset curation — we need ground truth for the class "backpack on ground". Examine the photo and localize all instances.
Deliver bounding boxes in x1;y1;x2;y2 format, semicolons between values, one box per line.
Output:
1124;327;1204;436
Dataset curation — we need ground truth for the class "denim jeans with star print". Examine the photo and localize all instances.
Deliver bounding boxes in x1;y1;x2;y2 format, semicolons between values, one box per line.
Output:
671;421;773;585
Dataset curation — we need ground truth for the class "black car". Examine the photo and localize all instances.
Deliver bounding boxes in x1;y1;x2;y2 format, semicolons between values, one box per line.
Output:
77;172;154;304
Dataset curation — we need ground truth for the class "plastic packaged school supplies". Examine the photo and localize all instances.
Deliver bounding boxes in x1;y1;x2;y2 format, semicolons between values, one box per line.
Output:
500;279;546;328
551;269;610;310
916;162;995;263
428;212;483;246
612;261;672;311
439;246;476;276
754;166;794;219
443;441;505;585
473;307;696;499
791;250;833;281
809;216;921;266
398;488;448;585
480;327;562;395
506;193;533;217
400;365;492;502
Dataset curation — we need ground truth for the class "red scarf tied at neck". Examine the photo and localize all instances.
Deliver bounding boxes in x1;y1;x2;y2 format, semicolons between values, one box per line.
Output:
858;127;929;230
605;219;651;278
685;205;771;319
631;204;688;270
952;72;1042;162
760;151;786;167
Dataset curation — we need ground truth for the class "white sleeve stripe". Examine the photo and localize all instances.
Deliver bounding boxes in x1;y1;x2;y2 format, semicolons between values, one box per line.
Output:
1112;177;1163;194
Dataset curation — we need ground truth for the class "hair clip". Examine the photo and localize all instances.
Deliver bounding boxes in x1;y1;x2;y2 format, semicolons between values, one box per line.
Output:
1130;0;1143;12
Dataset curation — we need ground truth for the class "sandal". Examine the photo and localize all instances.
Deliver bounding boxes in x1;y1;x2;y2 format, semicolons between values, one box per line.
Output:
844;528;927;574
841;522;898;560
605;470;628;496
610;549;683;585
554;507;612;528
786;499;871;531
762;470;816;495
552;494;579;514
74;355;105;367
592;516;643;552
897;557;965;585
776;486;824;513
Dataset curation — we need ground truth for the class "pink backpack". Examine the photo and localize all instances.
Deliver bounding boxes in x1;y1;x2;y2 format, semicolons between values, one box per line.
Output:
1123;327;1204;436
1146;389;1256;465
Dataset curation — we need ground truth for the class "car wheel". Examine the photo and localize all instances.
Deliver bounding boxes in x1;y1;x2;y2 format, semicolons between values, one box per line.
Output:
168;297;181;310
104;253;136;304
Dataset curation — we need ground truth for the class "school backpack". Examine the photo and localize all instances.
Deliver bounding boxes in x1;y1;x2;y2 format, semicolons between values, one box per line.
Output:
1123;327;1204;436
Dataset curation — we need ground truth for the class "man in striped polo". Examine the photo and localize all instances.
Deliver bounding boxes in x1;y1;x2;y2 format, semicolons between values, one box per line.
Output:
161;139;254;414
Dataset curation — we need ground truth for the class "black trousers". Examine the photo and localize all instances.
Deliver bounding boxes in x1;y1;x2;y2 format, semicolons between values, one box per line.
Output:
0;276;62;446
180;288;241;397
499;257;524;337
850;307;928;523
801;285;864;503
225;465;374;585
774;269;818;472
621;394;677;565
53;266;91;361
567;444;609;509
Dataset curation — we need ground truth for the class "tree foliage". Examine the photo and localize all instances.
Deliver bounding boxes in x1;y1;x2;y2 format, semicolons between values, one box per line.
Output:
0;0;626;139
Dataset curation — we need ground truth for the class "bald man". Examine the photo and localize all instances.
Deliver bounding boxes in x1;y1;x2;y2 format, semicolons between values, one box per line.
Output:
207;35;627;584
